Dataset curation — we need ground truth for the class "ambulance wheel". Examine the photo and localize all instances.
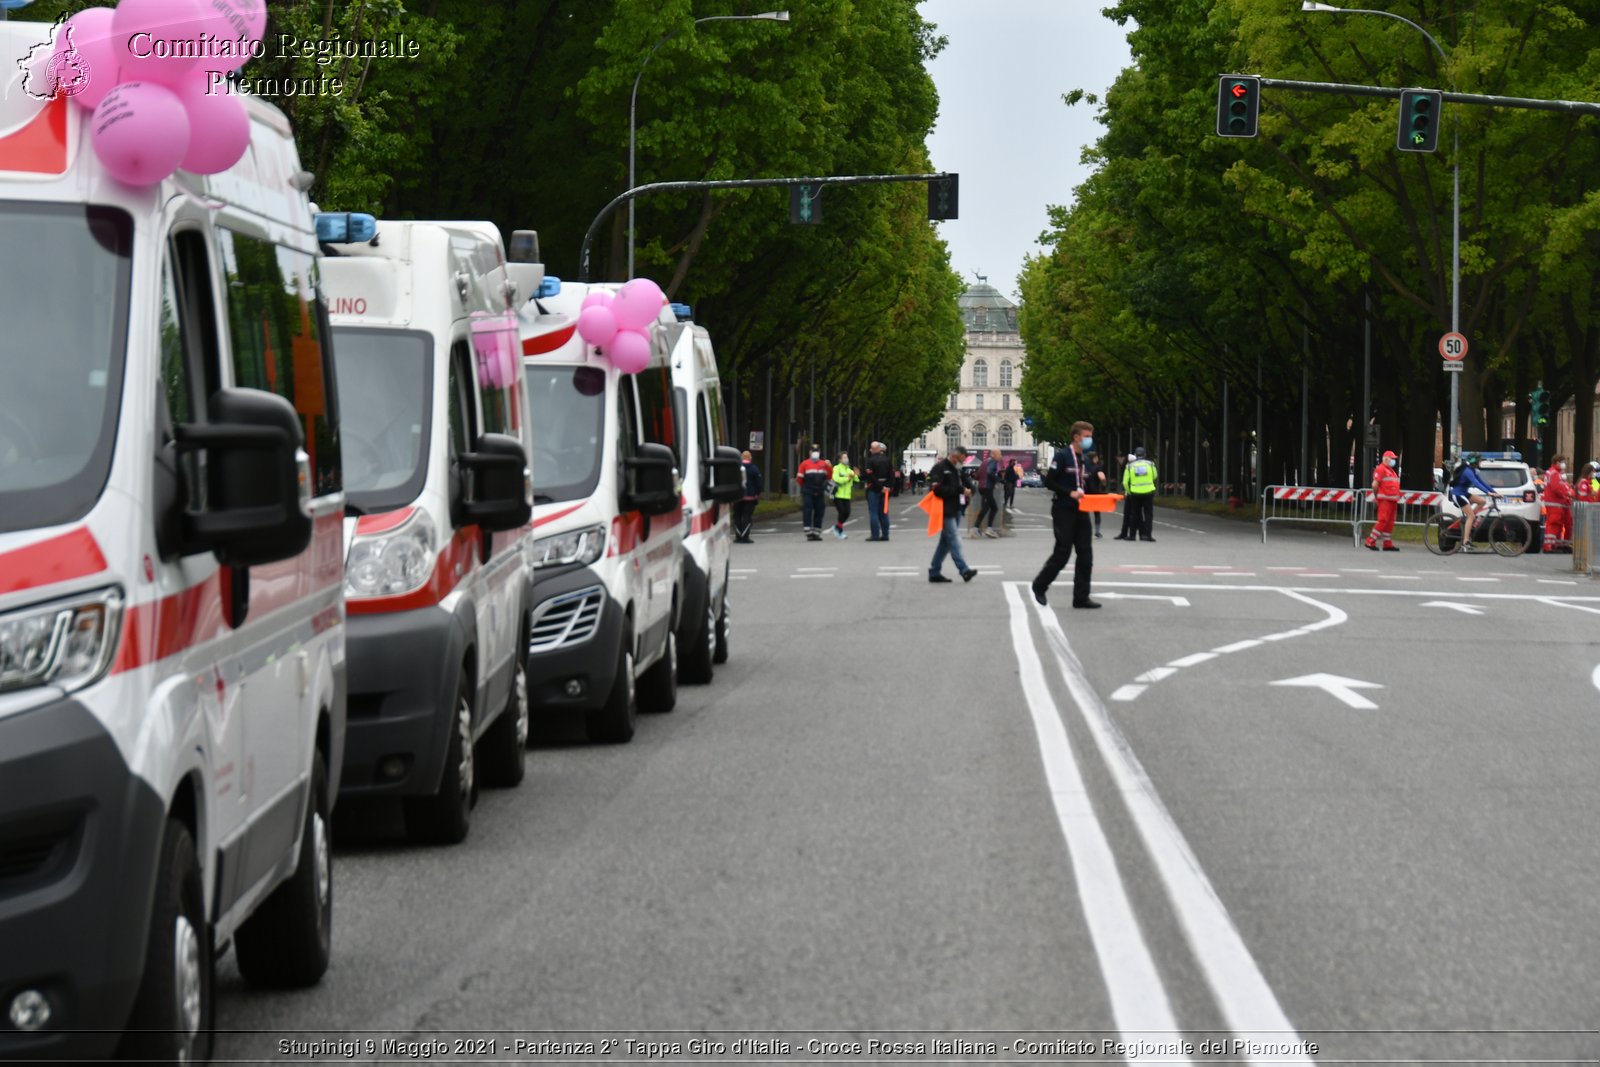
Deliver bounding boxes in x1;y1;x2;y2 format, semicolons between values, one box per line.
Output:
118;818;212;1063
235;751;333;987
480;653;529;788
680;603;716;685
638;630;678;713
586;628;636;743
712;596;730;665
404;675;475;845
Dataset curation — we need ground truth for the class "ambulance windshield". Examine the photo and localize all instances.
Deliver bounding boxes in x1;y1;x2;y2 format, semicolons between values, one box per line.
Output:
525;363;605;504
0;203;132;533
331;327;432;514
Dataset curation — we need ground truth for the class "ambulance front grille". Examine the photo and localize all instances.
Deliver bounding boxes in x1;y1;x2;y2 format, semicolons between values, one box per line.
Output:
529;587;605;654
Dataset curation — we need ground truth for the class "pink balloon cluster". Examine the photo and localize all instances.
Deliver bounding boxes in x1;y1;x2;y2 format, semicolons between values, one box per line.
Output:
471;312;521;390
61;0;268;186
575;278;666;375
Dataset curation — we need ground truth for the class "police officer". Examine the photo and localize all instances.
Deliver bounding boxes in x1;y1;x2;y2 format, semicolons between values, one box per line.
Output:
1031;421;1104;609
1120;446;1157;542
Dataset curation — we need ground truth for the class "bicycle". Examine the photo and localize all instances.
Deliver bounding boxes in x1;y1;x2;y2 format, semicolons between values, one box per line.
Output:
1423;494;1531;557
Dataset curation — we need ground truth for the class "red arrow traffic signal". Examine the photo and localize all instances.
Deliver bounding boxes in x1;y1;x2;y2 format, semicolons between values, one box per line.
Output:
1232;83;1248;98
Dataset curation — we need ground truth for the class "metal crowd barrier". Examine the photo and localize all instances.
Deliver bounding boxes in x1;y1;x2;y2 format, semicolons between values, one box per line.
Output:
1260;485;1361;545
1574;502;1599;576
1355;490;1444;544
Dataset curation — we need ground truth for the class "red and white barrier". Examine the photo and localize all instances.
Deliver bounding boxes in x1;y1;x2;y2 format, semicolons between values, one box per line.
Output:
1272;487;1357;503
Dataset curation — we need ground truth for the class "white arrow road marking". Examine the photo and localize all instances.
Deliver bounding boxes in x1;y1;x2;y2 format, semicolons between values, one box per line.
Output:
1270;673;1384;710
1593;664;1600;696
1098;592;1191;606
1539;597;1600;617
1027;592;1310;1063
1422;601;1485;616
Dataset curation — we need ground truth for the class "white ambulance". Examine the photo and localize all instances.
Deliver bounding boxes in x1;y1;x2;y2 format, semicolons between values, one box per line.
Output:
663;302;742;684
319;219;534;844
0;21;343;1061
515;245;695;743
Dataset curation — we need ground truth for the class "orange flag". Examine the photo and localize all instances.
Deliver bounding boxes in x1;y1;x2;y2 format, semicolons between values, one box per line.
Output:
916;491;943;535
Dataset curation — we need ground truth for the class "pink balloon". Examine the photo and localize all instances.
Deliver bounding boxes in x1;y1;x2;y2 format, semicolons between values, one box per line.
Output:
576;305;618;347
612;278;664;332
91;81;190;186
607;328;651;375
580;289;614;310
54;8;122;110
112;0;228;89
175;80;248;173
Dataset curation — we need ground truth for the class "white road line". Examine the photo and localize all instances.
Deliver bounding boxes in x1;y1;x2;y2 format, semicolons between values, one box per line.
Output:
1135;667;1177;683
1267;567;1309;572
1194;565;1230;570
1378;574;1420;580
1593;663;1600;696
1110;685;1146;702
878;573;921;578
1298;572;1339;578
729;576;748;581
789;574;834;579
1489;572;1523;578
1457;577;1499;582
796;567;838;572
1092;581;1600;603
1168;652;1218;668
1540;598;1600;617
1341;568;1379;573
1030;598;1309;1063
1538;579;1578;586
731;568;758;574
1001;585;1188;1050
1131;570;1175;576
1213;571;1257;577
1213;639;1264;653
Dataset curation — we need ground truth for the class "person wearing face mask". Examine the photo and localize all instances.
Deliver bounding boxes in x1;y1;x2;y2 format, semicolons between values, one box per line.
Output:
1031;421;1105;609
1543;455;1572;551
796;444;833;541
1365;450;1402;551
1578;460;1600;504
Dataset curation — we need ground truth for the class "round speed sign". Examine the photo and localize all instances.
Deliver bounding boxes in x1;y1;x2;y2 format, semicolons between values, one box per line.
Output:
1439;332;1468;361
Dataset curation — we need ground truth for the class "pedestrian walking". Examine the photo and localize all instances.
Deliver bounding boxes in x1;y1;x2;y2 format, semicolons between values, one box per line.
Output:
1364;450;1401;551
974;448;1002;537
1003;459;1020;513
734;450;762;543
797;444;832;541
1031;422;1104;609
829;451;860;540
1544;456;1573;550
865;442;894;541
1578;460;1600;503
927;446;977;583
1119;446;1157;541
1115;454;1137;539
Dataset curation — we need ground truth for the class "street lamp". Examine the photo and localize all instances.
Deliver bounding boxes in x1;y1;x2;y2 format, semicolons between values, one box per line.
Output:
628;11;790;280
1303;1;1461;462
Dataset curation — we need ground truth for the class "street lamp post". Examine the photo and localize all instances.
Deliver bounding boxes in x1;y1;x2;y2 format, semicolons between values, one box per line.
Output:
1303;2;1460;462
628;11;790;280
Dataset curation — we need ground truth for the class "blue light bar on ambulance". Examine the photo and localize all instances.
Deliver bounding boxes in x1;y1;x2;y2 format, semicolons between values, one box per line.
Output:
670;303;692;321
1478;451;1523;462
314;212;377;243
536;276;562;298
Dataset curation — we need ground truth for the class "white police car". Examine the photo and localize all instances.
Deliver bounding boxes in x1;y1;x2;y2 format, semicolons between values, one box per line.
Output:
1439;452;1543;551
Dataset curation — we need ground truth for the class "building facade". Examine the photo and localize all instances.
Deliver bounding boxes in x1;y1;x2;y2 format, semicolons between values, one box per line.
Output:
910;278;1040;466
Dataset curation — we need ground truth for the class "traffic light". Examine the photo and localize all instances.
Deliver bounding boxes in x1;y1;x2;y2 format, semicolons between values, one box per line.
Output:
789;183;821;224
1397;89;1442;152
1530;387;1551;426
928;174;958;221
1216;75;1260;138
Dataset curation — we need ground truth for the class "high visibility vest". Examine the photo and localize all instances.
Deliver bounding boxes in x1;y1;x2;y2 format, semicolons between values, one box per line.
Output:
1125;460;1157;494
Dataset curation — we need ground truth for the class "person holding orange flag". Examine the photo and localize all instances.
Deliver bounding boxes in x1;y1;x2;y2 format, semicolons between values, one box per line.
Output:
923;446;977;584
1031;421;1105;609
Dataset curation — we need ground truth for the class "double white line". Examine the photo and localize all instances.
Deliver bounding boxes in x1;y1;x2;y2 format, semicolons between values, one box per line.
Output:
1002;583;1310;1065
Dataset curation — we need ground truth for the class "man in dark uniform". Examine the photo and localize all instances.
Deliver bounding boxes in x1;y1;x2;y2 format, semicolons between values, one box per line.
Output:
1031;421;1104;609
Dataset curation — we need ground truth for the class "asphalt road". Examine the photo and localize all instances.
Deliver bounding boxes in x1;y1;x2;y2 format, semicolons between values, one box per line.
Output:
213;492;1600;1065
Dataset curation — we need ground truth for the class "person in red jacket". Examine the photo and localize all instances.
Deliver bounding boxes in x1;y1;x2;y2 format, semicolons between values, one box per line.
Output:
1544;456;1573;549
1365;450;1402;551
795;444;834;541
1578;460;1600;504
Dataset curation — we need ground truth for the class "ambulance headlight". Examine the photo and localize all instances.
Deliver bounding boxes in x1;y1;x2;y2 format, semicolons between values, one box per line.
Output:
532;525;605;570
345;510;437;599
0;587;123;695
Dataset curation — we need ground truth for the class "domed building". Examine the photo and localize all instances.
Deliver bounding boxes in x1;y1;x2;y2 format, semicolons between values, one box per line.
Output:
906;276;1039;471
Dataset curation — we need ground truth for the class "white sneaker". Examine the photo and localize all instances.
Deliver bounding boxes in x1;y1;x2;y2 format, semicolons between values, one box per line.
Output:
983;529;998;538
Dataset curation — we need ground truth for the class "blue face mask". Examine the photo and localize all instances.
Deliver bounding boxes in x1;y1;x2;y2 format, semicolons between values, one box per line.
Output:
1080;436;1094;452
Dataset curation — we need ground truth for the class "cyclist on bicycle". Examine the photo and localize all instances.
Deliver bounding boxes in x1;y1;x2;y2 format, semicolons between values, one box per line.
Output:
1449;452;1502;550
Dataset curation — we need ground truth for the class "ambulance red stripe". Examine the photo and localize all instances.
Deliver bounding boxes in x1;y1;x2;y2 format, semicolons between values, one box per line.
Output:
0;527;108;596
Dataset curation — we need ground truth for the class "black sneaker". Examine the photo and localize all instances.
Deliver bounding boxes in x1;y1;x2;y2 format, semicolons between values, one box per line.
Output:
961;569;977;582
1073;599;1102;609
929;574;953;583
1031;583;1048;606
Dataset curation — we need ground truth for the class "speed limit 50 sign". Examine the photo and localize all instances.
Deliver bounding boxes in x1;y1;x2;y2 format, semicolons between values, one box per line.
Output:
1439;332;1468;361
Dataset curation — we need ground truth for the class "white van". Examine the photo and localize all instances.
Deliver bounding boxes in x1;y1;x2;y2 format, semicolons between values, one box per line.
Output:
664;303;742;683
516;249;701;742
0;22;342;1061
320;220;534;843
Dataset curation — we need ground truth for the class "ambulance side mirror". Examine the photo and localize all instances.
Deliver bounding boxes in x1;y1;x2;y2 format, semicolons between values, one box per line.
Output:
457;433;533;532
623;442;681;516
704;445;745;505
174;388;313;568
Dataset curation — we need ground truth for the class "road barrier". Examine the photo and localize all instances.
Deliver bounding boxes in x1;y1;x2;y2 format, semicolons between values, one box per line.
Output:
1356;490;1444;545
1260;485;1361;545
1574;502;1599;576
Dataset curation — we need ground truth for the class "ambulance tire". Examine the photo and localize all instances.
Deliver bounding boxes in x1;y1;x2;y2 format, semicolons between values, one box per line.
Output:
638;630;678;714
404;674;475;845
118;818;212;1064
235;751;333;988
480;651;529;787
586;626;636;743
712;595;730;666
680;603;716;685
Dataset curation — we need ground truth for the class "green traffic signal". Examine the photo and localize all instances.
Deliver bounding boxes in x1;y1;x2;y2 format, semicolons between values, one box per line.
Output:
1396;89;1441;153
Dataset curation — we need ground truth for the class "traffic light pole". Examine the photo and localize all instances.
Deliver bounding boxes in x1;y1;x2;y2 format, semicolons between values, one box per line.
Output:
577;172;954;282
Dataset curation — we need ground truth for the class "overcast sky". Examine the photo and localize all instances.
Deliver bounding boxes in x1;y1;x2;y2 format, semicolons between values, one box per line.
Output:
919;1;1134;303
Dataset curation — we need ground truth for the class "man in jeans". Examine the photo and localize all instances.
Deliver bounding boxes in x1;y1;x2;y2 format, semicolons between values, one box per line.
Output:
928;446;977;584
864;441;893;541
